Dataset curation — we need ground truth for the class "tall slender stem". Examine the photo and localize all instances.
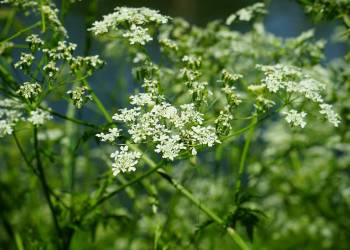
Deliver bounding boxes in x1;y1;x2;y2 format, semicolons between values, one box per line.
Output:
234;116;257;202
157;169;250;250
33;126;62;244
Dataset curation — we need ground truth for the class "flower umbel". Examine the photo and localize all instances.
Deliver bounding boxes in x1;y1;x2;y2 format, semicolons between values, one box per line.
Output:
110;146;142;175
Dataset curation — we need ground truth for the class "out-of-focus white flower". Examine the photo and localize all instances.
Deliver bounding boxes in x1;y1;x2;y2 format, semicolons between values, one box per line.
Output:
28;109;52;126
283;109;307;128
319;104;341;127
0;120;13;137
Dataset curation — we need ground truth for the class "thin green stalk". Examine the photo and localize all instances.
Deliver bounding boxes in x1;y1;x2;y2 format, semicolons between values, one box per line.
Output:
82;79;112;123
227;228;250;250
157;169;223;225
234;116;257;202
157;169;250;250
80;162;164;219
0;9;16;38
43;106;98;128
13;132;39;176
40;0;46;33
0;22;41;44
62;102;77;193
33;127;62;243
13;132;70;209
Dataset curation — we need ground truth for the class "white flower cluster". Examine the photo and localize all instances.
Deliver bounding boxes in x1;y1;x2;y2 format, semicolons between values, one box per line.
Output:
319;103;340;127
97;89;221;174
18;37;103;78
25;34;44;50
14;53;34;70
226;3;266;25
16;82;42;100
215;105;234;136
43;61;59;78
0;98;24;137
0;97;56;137
89;7;169;45
123;24;152;45
42;41;77;60
67;86;92;109
96;128;121;142
283;109;307;128
28;109;53;126
110;146;142;176
112;95;220;158
257;64;341;127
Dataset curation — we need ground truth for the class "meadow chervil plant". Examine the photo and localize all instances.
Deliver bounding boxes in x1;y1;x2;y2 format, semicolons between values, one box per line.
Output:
0;1;349;249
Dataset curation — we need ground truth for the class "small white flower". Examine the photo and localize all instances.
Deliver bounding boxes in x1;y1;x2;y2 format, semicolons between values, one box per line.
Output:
25;34;44;49
123;24;152;45
28;109;52;126
96;128;121;142
130;93;155;106
43;61;59;78
154;134;185;160
110;145;141;175
113;107;141;123
283;109;307;128
191;148;197;156
179;103;204;126
14;53;34;70
67;86;91;109
188;125;220;147
319;104;341;127
17;82;41;99
0;120;13;137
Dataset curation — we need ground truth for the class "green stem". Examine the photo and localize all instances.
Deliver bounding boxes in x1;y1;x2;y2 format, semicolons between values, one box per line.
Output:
42;106;98;128
157;169;250;250
0;22;41;44
80;162;164;219
82;80;112;123
33;127;62;244
157;169;223;225
13;132;70;209
13;132;39;176
0;9;16;38
234;116;257;202
40;0;46;33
